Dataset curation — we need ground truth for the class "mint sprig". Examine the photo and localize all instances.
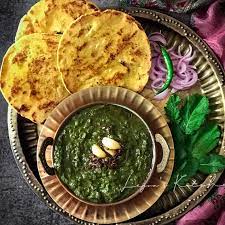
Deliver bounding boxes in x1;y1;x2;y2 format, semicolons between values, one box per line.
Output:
165;94;224;190
181;95;209;135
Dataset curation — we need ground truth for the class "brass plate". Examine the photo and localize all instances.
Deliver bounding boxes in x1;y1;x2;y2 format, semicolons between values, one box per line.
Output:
37;86;174;224
8;8;225;225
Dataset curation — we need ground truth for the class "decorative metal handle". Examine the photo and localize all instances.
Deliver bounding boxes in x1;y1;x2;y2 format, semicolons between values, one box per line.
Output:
155;133;170;173
39;137;55;176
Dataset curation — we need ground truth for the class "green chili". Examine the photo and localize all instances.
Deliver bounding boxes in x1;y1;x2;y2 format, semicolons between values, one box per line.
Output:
157;46;174;94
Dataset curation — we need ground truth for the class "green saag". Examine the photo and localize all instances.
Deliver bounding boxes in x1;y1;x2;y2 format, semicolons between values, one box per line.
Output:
165;94;225;190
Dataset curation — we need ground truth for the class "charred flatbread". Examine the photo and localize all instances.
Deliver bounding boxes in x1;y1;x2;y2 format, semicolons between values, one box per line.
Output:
0;33;70;123
57;10;151;93
15;0;98;40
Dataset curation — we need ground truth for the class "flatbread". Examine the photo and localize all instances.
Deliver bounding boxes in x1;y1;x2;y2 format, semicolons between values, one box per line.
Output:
57;9;151;93
15;0;99;40
0;33;70;123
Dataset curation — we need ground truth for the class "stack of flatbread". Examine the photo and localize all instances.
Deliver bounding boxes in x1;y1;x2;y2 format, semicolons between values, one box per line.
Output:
0;0;151;124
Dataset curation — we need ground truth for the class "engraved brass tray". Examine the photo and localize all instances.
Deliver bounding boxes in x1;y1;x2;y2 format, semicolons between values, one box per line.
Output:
8;8;225;225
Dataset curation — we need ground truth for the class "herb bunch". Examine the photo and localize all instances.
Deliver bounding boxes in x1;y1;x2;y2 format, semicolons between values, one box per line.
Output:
165;94;225;190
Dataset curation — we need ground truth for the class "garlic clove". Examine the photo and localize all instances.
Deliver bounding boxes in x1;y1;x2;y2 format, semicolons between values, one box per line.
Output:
104;148;117;157
91;144;106;158
102;137;121;150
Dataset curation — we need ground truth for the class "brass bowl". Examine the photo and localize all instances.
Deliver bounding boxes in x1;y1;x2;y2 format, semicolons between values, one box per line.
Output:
37;86;174;223
38;90;171;206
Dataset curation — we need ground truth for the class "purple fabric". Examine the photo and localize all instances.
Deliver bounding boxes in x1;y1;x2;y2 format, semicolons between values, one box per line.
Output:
193;0;225;68
177;1;225;224
177;175;225;225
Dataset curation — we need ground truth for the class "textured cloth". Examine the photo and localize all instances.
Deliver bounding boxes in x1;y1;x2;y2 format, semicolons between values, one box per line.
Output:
177;175;225;225
193;0;225;68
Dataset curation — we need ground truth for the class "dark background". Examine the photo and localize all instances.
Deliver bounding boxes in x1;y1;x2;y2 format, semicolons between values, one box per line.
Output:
0;1;191;224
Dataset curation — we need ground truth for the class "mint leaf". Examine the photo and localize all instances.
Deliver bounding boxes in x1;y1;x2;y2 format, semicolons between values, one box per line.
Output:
199;154;225;174
170;123;187;170
168;157;199;190
191;123;221;159
165;94;222;190
181;95;209;135
165;94;181;124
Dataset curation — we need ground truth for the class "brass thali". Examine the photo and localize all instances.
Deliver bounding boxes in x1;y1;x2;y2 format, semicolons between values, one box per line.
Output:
8;7;225;225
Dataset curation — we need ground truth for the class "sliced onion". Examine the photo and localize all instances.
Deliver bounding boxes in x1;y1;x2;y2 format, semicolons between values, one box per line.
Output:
157;57;167;72
170;51;183;59
151;78;164;89
171;88;178;93
170;81;184;90
185;51;196;62
151;68;166;77
146;32;198;98
154;89;170;100
151;42;161;53
177;60;187;74
149;33;167;45
152;52;159;58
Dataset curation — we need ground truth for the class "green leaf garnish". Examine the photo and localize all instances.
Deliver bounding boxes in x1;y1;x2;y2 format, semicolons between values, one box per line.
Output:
165;94;224;190
191;123;221;159
168;157;199;190
170;123;186;170
164;94;181;124
199;154;225;174
181;95;209;135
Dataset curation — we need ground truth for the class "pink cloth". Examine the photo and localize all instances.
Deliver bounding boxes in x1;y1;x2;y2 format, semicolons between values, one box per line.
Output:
193;0;225;68
177;176;225;225
177;1;225;224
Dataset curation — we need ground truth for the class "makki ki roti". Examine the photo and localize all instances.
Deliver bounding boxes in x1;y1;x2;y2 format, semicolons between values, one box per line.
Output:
57;9;151;93
15;0;99;41
0;33;70;124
